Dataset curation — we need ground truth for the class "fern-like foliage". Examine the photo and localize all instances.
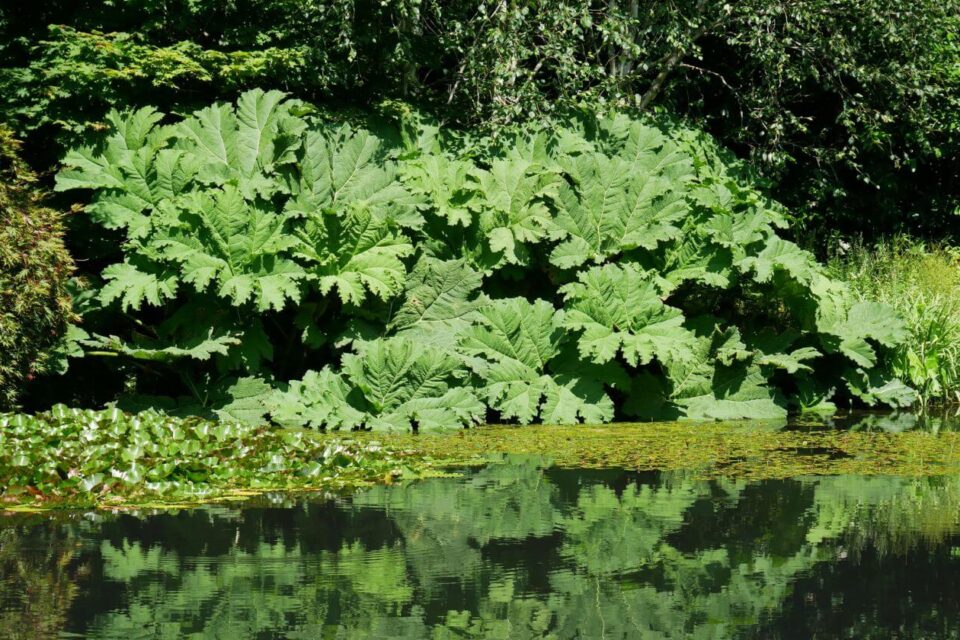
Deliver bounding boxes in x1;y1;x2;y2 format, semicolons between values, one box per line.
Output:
55;90;913;429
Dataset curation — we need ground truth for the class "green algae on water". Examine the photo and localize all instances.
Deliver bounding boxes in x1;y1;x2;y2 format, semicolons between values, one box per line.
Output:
372;421;960;480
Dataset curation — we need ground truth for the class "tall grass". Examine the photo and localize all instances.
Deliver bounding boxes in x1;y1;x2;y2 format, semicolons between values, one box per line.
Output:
829;239;960;405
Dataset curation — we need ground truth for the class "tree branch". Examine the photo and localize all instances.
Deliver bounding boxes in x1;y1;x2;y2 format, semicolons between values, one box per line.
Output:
638;0;726;110
638;48;685;110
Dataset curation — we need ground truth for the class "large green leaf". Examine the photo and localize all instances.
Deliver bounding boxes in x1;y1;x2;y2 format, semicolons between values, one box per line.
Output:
548;149;687;269
739;236;821;286
677;362;788;421
342;337;484;432
293;125;420;225
99;262;179;311
176;88;304;196
388;257;485;349
55;107;166;192
471;157;559;266
560;263;696;367
459;298;613;424
56;145;127;192
656;231;734;290
627;325;787;421
844;367;916;408
402;154;476;227
270;368;364;430
157;186;306;310
57;109;198;241
86;330;240;363
818;299;909;368
212;376;276;425
295;208;413;305
663;333;787;421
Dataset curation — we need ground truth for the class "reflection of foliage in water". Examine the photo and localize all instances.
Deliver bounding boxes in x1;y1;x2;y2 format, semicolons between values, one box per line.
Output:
808;475;960;557
4;458;960;638
0;527;79;640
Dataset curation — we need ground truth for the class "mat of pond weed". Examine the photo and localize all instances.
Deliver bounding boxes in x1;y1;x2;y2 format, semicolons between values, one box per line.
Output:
376;419;960;479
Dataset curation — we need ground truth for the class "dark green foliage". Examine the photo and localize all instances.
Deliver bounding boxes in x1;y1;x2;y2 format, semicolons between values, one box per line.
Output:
0;128;75;410
53;91;911;429
0;1;421;155
0;405;410;506
2;0;957;237
0;25;313;151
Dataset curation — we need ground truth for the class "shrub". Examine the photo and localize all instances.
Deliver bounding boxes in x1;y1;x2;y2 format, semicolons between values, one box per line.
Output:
53;90;911;430
0;25;314;150
0;127;75;410
830;240;960;404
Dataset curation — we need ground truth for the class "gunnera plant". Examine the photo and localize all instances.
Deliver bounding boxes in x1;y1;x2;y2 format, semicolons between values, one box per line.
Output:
53;90;912;429
0;126;75;410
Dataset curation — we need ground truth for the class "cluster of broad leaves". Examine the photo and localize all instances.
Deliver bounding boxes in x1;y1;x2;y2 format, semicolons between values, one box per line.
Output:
56;89;913;431
0;405;406;504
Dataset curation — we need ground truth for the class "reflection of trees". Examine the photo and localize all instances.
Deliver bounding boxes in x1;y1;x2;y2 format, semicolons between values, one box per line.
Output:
806;475;960;556
747;477;960;639
3;460;960;638
0;526;79;640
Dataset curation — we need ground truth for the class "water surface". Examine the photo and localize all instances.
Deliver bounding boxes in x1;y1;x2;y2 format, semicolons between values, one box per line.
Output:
3;455;960;638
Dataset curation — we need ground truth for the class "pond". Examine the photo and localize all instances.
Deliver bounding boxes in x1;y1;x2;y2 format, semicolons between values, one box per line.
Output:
3;451;960;638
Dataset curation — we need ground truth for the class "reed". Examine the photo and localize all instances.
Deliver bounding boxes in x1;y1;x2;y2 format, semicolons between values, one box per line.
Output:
830;238;960;405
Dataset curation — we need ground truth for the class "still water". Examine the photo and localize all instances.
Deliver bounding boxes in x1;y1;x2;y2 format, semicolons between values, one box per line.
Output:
3;455;960;639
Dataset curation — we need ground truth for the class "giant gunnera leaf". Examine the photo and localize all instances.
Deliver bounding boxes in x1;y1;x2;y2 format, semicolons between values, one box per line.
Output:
470;156;559;267
269;368;364;430
342;337;484;432
459;298;615;424
176;88;305;197
627;328;788;421
547;131;689;270
290;125;421;226
560;263;697;368
294;207;413;305
158;186;306;311
388;257;485;349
